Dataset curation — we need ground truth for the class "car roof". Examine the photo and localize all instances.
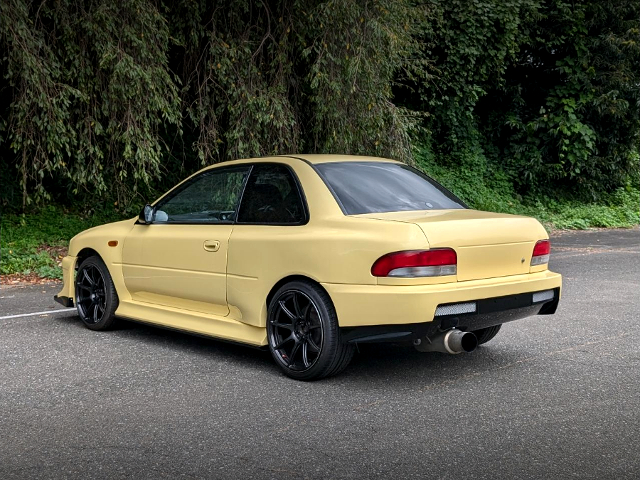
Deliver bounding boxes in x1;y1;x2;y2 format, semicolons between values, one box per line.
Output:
154;154;406;209
280;154;402;165
206;154;402;169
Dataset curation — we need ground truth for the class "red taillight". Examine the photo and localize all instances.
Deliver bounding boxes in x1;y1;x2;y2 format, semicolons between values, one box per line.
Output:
531;240;550;266
371;249;457;278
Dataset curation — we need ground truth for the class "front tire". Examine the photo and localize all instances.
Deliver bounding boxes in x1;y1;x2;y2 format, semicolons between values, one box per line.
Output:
267;281;354;381
75;256;119;331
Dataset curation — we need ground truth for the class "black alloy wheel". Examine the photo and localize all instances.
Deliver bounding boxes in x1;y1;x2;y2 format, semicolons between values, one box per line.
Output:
75;256;119;330
267;281;354;381
269;290;324;371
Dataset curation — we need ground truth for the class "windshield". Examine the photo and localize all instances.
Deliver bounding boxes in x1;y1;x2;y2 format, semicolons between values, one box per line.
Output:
315;162;466;215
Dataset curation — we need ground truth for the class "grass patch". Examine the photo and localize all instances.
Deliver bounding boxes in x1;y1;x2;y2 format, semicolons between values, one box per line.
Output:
1;206;127;279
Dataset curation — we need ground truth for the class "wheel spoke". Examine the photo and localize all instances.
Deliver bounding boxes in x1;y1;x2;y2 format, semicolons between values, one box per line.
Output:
307;335;321;352
271;321;294;331
82;269;95;286
278;300;296;320
76;283;91;292
288;340;301;367
302;302;312;321
92;303;99;323
274;334;294;350
292;293;302;318
90;267;100;285
77;293;91;303
302;341;310;368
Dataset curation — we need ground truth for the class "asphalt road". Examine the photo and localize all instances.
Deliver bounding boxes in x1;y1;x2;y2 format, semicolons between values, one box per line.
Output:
1;228;639;479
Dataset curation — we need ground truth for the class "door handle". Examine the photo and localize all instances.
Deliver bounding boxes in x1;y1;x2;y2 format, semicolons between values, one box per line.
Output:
203;240;220;252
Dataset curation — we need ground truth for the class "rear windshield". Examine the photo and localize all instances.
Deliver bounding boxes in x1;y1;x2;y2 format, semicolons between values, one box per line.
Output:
315;162;466;215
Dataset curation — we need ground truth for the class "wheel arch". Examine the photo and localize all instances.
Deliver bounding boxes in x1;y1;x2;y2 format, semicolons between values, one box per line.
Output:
75;247;127;303
266;275;333;311
76;247;102;267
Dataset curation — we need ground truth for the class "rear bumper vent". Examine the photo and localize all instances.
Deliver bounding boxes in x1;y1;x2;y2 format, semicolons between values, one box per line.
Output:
532;289;554;303
435;302;477;316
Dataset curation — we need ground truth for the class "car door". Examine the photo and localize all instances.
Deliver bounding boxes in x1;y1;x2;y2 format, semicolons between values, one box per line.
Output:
122;165;251;316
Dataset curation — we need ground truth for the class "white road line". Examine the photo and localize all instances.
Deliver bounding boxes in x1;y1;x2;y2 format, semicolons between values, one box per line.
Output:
0;308;76;320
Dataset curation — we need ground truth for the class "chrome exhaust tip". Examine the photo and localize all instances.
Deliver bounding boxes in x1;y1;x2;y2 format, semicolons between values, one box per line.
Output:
414;329;478;354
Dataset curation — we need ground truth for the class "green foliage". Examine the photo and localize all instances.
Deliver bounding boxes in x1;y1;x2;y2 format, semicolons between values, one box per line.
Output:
173;0;424;165
175;0;302;163
0;248;58;277
1;0;426;209
0;0;638;217
478;0;640;194
0;0;181;208
416;142;528;213
302;0;425;159
415;145;639;230
526;188;640;229
0;205;125;278
409;0;639;197
416;0;536;147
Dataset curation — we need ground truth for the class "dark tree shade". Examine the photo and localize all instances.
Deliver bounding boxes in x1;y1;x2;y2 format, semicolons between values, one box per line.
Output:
0;0;637;210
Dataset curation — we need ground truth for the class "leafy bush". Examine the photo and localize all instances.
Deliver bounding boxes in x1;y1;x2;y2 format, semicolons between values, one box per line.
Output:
415;145;640;230
0;205;126;278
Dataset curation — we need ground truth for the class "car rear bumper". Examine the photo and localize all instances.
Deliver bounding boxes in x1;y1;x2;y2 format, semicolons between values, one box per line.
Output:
322;270;562;330
339;288;559;343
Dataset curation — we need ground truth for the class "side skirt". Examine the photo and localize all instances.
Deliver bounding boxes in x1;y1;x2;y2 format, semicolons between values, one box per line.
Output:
115;300;267;347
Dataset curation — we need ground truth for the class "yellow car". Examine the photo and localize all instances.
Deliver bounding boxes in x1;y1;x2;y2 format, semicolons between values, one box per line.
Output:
55;155;561;380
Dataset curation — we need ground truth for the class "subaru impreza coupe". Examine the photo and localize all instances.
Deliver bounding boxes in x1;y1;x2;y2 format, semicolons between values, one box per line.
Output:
55;155;561;380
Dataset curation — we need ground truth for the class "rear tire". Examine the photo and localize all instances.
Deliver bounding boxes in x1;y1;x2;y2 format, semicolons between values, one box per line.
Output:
75;256;119;331
267;281;354;381
472;324;502;345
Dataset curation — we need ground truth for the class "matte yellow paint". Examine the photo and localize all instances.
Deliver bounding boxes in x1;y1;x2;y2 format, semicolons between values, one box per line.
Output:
122;223;233;316
57;154;562;347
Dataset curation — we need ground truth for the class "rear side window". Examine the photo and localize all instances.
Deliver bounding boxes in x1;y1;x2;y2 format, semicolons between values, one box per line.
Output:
237;164;306;224
315;162;466;215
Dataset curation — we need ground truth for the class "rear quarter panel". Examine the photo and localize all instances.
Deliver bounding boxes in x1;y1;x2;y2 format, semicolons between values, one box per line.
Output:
227;216;430;328
226;160;431;328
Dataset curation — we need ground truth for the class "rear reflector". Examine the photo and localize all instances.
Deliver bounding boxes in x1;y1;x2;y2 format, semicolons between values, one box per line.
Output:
532;289;554;303
435;302;477;316
371;249;457;278
531;240;550;266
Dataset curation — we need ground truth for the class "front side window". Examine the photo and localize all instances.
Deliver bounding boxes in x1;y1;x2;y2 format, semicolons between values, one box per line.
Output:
237;164;306;224
155;167;250;223
315;162;466;215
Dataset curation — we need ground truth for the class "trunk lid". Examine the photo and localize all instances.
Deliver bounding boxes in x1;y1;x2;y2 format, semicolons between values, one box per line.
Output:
358;209;548;281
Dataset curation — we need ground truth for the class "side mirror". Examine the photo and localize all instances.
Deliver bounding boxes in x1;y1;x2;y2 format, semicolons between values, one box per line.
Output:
139;204;155;224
